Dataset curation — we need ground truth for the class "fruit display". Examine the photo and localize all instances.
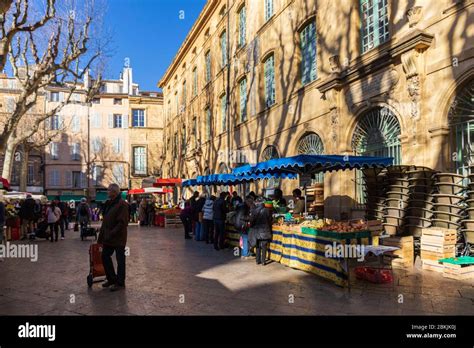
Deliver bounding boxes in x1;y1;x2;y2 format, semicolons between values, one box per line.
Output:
298;219;369;232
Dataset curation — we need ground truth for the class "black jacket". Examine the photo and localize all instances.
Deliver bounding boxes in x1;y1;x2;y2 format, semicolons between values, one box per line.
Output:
213;198;227;221
0;202;5;226
19;198;36;220
98;197;129;247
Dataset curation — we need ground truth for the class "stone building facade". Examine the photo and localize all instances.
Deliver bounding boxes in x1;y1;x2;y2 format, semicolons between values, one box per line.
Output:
44;66;165;201
159;0;474;218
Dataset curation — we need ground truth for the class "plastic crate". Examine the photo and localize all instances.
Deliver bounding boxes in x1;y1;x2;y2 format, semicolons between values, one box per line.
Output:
354;266;393;284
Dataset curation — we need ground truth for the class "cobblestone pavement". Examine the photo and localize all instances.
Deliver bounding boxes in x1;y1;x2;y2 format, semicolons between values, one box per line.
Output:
0;224;472;316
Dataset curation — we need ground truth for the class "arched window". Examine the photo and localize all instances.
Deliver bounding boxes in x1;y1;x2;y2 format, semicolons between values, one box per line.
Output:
450;78;474;178
218;163;229;174
297;132;324;183
352;106;401;203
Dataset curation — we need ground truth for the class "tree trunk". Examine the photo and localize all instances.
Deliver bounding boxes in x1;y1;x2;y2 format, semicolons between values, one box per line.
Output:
1;139;15;180
19;145;29;192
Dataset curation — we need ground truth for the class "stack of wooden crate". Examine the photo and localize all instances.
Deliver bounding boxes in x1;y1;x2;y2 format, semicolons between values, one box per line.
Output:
420;228;456;273
441;262;474;280
381;235;414;268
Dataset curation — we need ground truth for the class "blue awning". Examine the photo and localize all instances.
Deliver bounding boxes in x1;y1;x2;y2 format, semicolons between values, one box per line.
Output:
232;155;394;176
194;172;297;186
182;179;198;187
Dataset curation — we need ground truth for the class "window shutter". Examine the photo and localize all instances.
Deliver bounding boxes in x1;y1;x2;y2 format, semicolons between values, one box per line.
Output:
108;114;114;128
66;171;72;187
59;92;64;102
122;115;128;128
45;117;50;131
48;172;53;186
96;113;102;128
118;138;123;153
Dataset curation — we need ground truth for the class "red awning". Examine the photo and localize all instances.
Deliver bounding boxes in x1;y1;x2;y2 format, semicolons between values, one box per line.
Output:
153;178;182;187
128;187;173;195
0;177;10;190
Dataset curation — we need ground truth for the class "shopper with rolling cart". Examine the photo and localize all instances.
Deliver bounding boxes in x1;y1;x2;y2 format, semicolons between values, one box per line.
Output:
98;183;129;292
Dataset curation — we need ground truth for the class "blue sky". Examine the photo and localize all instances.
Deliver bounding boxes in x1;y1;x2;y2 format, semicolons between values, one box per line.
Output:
103;0;207;91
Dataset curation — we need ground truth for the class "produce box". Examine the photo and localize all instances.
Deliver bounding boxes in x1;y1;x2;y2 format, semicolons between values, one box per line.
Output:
421;227;457;238
421;250;455;262
421;259;444;273
438;256;474;280
300;227;371;240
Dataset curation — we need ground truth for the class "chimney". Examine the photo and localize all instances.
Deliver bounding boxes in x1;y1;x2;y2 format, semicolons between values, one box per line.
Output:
84;69;90;89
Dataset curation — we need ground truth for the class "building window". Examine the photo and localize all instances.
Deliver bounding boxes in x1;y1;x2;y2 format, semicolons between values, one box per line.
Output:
175;92;179;114
360;0;389;53
113;98;122;105
238;5;246;47
352;107;401;204
182;127;187;154
113;137;123;154
298;132;325;183
113;114;122;128
72;171;82;188
205;108;211;140
205;50;211;83
112;164;125;187
50;115;62;130
133;146;147;175
448;79;474;180
92;137;103;154
50;142;59;160
192;68;198;97
132;109;145;127
91;98;100;104
192;116;198;147
239;77;248;122
220;94;227;133
91;113;102;128
220;31;227;67
182;80;187;106
71;142;81;161
72;115;80;133
173;133;178;157
27;164;34;185
50;92;60;102
49;170;60;187
300;20;317;85
264;54;276;107
92;164;104;186
264;0;273;21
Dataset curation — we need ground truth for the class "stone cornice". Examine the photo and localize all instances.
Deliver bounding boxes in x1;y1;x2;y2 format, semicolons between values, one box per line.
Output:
316;30;434;95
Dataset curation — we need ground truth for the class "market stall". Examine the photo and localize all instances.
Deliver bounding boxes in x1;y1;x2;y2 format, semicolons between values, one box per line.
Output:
231;154;394;286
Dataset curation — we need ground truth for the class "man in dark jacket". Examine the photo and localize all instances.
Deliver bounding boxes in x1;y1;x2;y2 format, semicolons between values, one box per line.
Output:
19;194;36;240
249;198;272;265
98;184;129;292
213;192;228;250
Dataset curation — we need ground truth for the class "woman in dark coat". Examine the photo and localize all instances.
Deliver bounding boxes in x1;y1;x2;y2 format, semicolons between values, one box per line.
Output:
249;198;272;265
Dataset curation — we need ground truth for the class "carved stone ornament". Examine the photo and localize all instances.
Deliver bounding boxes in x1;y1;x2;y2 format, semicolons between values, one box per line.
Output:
401;50;423;120
406;6;423;28
329;55;342;73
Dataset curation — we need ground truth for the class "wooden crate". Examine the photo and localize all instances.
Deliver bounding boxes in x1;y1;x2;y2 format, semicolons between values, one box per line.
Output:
441;263;474;280
421;227;457;238
421;250;455;262
381;236;414;268
420;235;456;245
422;260;444;273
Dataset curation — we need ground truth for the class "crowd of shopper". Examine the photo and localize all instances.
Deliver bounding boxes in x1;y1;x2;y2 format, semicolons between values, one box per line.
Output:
179;190;276;265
